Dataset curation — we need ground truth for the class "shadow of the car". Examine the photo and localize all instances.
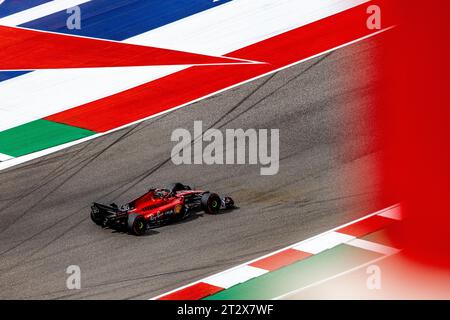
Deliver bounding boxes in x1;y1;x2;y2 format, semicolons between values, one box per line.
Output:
211;206;239;215
109;227;160;237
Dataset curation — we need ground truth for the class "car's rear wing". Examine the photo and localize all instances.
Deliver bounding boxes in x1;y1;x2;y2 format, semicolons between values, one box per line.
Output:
91;202;128;227
91;202;120;215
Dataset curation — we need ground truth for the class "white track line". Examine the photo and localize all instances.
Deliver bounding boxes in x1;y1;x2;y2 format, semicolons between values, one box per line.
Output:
203;265;268;289
0;26;393;171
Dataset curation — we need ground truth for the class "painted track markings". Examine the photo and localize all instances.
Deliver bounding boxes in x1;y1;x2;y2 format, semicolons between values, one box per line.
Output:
151;204;402;300
0;153;13;162
272;254;394;300
0;0;91;26
293;231;355;254
249;249;312;272
158;282;223;301
0;0;394;171
203;265;268;289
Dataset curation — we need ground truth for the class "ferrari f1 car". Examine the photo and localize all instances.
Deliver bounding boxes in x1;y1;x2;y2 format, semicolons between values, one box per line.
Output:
90;183;235;235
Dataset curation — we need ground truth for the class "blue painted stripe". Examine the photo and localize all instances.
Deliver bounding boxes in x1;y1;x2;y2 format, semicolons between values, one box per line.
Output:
0;0;233;83
21;0;233;40
0;71;28;82
0;0;52;18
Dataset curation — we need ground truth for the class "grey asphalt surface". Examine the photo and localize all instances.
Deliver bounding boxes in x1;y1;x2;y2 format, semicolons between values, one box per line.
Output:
0;36;383;299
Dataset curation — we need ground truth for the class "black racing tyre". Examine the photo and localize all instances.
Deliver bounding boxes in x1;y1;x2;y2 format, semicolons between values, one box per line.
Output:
201;193;221;214
127;214;147;236
90;207;103;226
167;183;191;194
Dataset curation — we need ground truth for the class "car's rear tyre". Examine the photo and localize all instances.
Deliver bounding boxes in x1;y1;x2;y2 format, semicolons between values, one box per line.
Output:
201;193;221;214
90;207;103;226
167;183;191;194
127;214;147;236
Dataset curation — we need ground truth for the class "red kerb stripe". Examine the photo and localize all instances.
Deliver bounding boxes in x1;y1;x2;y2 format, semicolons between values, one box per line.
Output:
158;282;223;300
250;249;312;271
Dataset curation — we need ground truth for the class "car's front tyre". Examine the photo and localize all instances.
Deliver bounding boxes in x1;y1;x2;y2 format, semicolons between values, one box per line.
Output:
201;193;221;214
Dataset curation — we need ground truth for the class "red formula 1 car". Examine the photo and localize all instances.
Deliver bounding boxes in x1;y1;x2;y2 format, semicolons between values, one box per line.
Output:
90;183;235;235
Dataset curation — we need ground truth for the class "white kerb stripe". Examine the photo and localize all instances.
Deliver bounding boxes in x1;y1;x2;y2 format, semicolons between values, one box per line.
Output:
347;238;400;256
293;231;355;254
0;0;92;26
203;265;267;289
0;65;186;132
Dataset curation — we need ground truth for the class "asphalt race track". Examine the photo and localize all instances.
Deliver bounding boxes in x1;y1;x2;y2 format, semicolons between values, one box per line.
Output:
0;36;384;299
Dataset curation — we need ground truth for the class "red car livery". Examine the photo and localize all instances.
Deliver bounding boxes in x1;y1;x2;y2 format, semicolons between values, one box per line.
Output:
90;183;235;235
